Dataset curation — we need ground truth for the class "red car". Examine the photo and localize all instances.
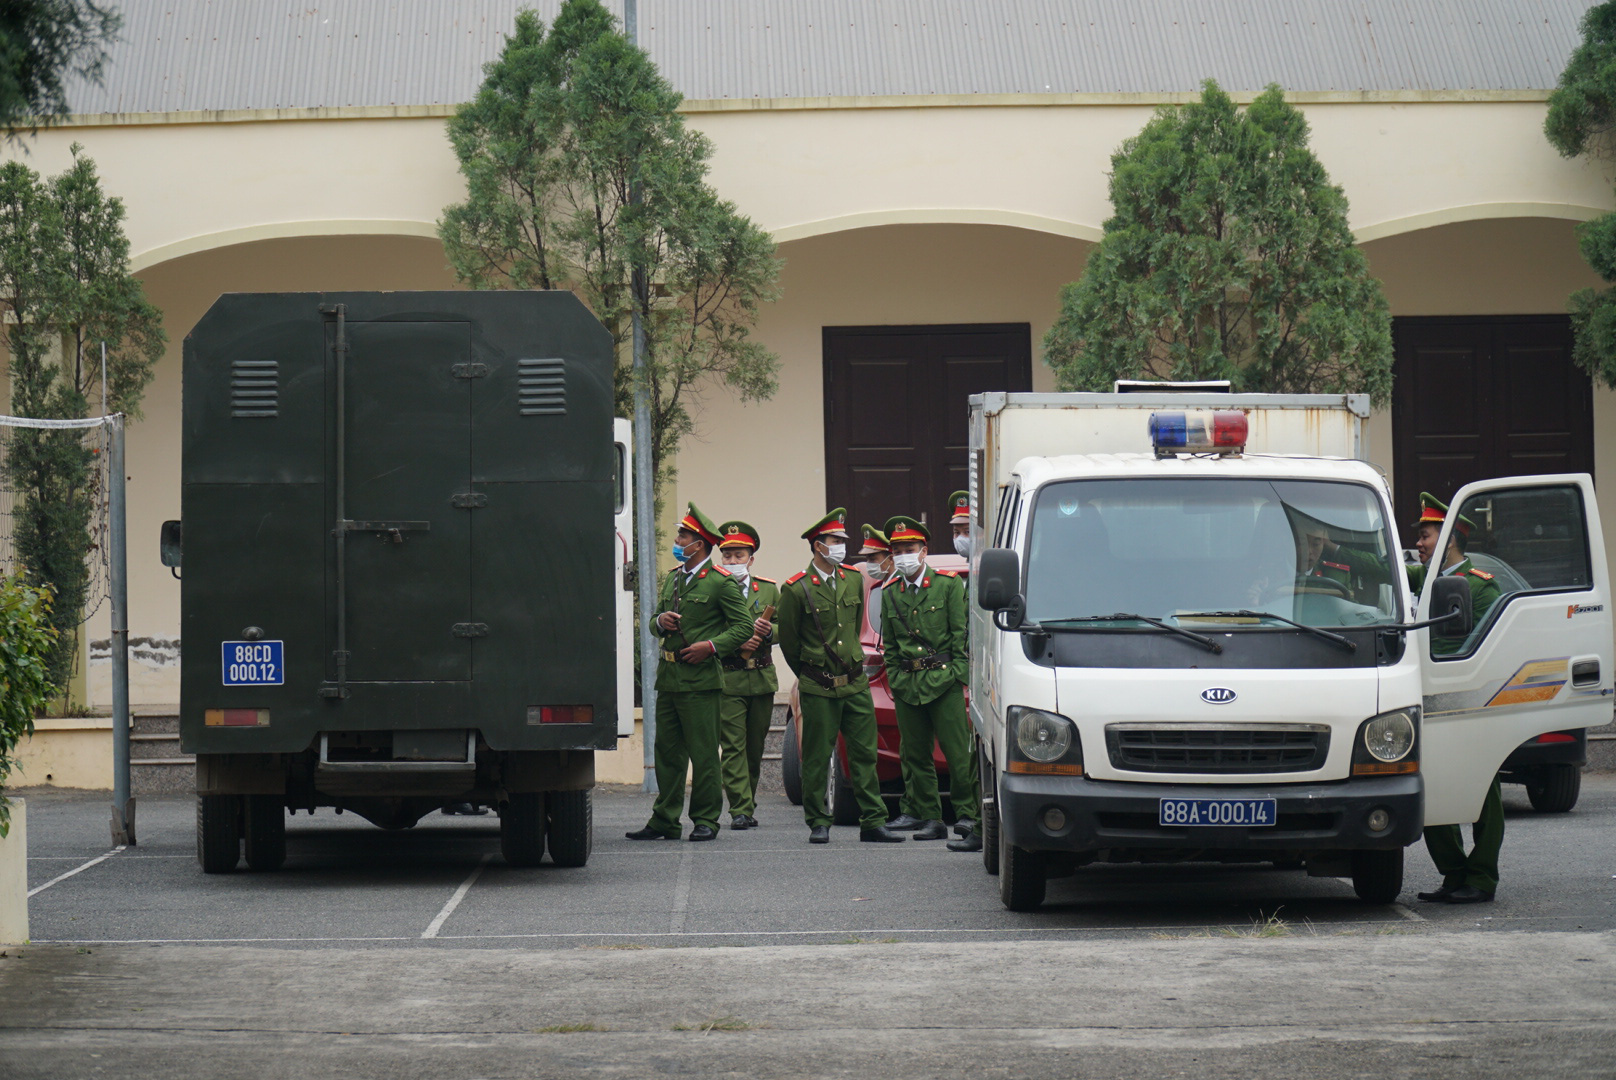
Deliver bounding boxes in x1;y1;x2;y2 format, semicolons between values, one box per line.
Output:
780;554;968;824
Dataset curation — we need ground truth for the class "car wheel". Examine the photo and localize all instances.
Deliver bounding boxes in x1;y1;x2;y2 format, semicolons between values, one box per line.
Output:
1525;763;1581;813
1350;848;1403;904
242;794;286;871
546;789;592;867
782;713;803;805
196;794;241;874
501;792;546;867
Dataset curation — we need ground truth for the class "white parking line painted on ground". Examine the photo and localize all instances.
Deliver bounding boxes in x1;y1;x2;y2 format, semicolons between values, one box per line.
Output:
421;853;493;939
27;847;126;898
669;843;694;933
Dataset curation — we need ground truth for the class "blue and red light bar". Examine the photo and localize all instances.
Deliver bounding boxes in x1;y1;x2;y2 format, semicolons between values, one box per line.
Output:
1148;410;1249;456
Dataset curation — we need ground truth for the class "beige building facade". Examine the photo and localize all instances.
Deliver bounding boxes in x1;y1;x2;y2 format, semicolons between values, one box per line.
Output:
3;19;1615;710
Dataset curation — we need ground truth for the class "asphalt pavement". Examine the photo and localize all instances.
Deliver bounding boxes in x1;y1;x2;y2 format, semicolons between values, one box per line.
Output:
2;777;1614;1078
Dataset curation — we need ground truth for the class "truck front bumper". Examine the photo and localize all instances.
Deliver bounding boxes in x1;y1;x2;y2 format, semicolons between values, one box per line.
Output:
999;772;1423;854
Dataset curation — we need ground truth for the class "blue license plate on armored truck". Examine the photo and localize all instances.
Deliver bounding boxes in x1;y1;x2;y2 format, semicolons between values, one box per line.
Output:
1159;797;1276;827
221;641;284;686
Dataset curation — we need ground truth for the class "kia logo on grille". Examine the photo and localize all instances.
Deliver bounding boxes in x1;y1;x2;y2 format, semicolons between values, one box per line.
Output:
1201;687;1237;705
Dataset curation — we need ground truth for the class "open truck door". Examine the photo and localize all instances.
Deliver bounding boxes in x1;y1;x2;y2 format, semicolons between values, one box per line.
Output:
1418;474;1613;826
614;418;635;738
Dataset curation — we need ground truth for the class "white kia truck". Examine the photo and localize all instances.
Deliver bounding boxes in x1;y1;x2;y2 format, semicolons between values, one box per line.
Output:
967;391;1612;910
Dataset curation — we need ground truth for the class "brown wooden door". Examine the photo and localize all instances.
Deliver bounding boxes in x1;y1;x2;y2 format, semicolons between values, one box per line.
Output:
824;324;1031;547
1392;315;1593;530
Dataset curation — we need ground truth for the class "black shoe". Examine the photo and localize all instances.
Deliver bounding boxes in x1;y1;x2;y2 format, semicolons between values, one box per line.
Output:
886;814;923;830
860;826;907;843
1446;885;1495;904
1417;886;1458;903
442;802;475;816
946;831;983;852
730;813;750;831
953;818;976;838
742;814;759;829
912;820;948;840
625;826;673;841
688;824;718;842
809;825;830;844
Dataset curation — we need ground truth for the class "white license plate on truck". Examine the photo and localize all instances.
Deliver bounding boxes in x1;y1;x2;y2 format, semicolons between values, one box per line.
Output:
1158;797;1276;827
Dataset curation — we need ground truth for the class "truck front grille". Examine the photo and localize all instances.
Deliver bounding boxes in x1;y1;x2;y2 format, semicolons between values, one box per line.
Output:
1105;723;1329;774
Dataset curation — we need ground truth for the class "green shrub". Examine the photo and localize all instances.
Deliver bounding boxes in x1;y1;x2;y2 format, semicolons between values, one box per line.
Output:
0;575;57;837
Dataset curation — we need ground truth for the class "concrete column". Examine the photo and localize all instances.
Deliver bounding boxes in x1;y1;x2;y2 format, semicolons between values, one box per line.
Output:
0;799;28;944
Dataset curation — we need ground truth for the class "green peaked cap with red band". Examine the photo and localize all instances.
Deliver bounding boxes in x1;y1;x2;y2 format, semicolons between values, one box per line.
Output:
860;524;890;554
717;519;760;552
801;508;849;541
884;514;930;544
677;503;723;547
948;490;971;524
1411;492;1477;537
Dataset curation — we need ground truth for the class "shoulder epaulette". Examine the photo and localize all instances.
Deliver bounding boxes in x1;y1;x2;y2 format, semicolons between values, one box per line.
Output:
1322;561;1350;572
934;569;958;577
1467;568;1494;580
785;571;806;585
754;575;776;584
711;564;731;577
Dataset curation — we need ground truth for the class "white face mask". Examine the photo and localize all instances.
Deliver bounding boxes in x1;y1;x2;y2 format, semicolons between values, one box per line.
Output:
726;562;750;583
863;558;891;581
820;542;846;565
953;536;972;559
893;552;924;577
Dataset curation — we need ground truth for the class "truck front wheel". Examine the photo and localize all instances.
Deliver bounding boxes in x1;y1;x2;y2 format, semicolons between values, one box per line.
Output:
546;789;592;867
243;795;286;871
1350;848;1404;904
501;792;547;867
196;794;241;874
999;826;1047;911
981;750;1000;876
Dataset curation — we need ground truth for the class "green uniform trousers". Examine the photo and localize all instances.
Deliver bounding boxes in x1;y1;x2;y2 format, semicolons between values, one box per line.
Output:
647;689;723;837
720;692;773;817
798;690;888;831
1423;774;1504;894
893;687;980;825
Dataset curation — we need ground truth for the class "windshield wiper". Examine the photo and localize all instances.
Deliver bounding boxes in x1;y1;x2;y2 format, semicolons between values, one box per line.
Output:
1044;613;1222;654
1177;610;1356;652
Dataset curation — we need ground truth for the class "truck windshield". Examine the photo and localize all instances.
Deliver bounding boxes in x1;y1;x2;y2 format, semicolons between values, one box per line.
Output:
1023;478;1401;629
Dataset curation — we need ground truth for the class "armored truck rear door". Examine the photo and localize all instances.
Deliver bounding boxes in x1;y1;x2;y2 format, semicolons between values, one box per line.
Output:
339;321;473;683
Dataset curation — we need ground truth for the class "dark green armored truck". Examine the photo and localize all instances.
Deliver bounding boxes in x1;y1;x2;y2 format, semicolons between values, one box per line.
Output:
169;291;625;872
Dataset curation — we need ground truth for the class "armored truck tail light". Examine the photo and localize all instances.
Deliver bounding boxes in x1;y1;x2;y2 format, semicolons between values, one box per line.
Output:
205;709;269;727
533;705;593;725
1148;410;1249;456
1006;707;1082;773
1351;708;1419;775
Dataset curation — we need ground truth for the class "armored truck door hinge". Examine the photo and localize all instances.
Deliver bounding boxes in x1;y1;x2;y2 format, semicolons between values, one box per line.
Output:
451;493;488;509
319;686;350;700
453;622;490;639
452;363;489;379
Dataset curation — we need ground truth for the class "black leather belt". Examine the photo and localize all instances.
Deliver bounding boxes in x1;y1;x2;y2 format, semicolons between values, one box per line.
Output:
722;657;770;672
897;653;951;673
801;665;851;689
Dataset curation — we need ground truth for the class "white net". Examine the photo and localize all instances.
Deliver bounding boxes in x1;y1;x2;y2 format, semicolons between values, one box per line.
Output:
0;413;116;628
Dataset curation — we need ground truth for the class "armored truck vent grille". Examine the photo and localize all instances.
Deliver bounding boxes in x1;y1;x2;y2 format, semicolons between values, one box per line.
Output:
231;359;279;418
1106;724;1329;774
518;358;566;416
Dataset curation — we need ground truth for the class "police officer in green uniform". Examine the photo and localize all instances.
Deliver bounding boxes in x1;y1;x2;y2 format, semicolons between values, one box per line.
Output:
948;490;972;559
1408;492;1505;904
859;524;927;831
1287;508;1396;604
878;515;982;848
627;504;754;843
715;520;778;831
777;509;906;845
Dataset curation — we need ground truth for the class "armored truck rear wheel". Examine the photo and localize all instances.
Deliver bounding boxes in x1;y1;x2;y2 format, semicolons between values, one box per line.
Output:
1350;848;1404;904
1525;763;1581;813
196;794;241;874
501;792;546;867
243;795;286;871
546;789;592;867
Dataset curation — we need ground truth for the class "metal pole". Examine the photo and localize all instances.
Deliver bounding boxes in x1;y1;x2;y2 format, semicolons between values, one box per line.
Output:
109;414;134;845
625;0;658;793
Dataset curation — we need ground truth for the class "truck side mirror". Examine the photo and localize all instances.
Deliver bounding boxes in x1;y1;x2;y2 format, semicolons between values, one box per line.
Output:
976;547;1021;611
1430;574;1472;636
160;520;182;568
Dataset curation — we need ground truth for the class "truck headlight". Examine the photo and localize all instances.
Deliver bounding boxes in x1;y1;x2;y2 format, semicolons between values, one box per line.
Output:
1011;707;1075;763
1351;708;1419;775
